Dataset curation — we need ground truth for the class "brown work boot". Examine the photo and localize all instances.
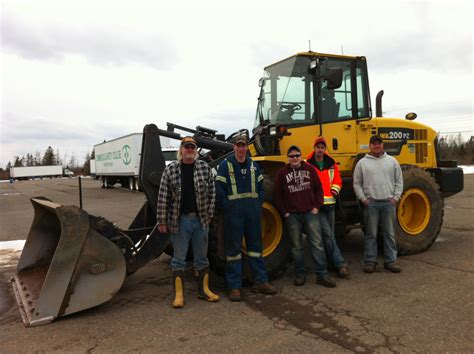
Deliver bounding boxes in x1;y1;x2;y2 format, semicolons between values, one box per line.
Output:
384;263;402;273
363;263;376;273
316;276;336;288
229;289;241;302
253;282;277;294
338;265;350;278
294;276;306;286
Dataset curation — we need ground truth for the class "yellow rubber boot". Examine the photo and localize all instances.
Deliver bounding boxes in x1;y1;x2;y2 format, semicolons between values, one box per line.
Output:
173;271;185;308
196;267;219;302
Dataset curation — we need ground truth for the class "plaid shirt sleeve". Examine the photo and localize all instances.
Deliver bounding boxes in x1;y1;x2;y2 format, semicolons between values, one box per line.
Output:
207;164;216;217
157;165;171;225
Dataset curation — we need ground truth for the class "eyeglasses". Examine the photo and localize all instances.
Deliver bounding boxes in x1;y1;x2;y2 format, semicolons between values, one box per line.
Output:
183;145;196;150
288;154;301;158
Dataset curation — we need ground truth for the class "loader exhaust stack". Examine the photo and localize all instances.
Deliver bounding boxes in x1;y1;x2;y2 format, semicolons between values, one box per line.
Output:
11;197;126;326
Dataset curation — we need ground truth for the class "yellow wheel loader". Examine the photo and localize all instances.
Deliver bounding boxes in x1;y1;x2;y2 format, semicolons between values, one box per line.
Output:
12;52;464;326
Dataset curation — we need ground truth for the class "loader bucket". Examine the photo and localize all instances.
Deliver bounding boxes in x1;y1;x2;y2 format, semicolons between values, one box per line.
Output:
11;197;126;327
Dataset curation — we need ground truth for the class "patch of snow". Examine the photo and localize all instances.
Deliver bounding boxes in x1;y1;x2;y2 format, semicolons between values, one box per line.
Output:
0;240;26;251
459;165;474;174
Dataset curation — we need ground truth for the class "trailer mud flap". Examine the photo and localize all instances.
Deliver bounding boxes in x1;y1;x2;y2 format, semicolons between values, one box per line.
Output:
11;197;126;327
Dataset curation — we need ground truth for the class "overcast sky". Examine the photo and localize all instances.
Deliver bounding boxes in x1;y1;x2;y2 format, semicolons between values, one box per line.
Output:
1;0;472;168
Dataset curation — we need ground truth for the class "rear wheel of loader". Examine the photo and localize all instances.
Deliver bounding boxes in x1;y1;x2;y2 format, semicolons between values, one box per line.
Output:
395;166;443;255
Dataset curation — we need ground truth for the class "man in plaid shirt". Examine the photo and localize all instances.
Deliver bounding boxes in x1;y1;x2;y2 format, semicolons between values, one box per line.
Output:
157;136;219;308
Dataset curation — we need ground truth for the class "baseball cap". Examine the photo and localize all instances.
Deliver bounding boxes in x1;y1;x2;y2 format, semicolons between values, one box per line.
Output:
369;135;383;144
233;135;248;145
181;136;197;146
287;145;301;155
313;136;327;147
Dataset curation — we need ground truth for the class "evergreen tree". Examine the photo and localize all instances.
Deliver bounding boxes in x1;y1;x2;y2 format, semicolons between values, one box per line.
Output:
13;156;22;167
26;153;34;166
42;146;56;165
83;152;91;175
13;157;20;167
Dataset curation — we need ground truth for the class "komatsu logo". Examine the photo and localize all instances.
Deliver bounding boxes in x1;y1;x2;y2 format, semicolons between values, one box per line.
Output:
122;145;131;165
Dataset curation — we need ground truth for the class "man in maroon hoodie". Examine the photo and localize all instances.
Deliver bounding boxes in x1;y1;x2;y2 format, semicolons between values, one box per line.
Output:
275;145;336;287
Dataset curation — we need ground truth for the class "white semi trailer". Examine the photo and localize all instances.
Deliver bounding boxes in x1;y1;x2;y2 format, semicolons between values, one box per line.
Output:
90;159;96;178
10;165;64;180
94;133;176;191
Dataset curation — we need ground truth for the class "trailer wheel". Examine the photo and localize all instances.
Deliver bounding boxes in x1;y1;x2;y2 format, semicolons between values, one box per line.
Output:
102;176;110;189
208;174;291;281
134;179;142;192
395;166;444;255
129;177;135;191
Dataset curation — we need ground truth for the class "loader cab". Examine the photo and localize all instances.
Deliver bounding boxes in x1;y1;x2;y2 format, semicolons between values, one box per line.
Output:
253;52;372;172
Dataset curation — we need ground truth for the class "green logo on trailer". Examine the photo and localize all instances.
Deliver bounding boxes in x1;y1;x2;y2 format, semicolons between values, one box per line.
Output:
122;145;131;165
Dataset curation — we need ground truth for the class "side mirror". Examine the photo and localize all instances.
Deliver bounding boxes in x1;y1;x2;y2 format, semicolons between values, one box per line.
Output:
324;68;343;90
258;78;266;87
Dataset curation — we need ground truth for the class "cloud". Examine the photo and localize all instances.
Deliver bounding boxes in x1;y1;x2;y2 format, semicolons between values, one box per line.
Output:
1;10;178;70
0;112;134;166
362;33;472;73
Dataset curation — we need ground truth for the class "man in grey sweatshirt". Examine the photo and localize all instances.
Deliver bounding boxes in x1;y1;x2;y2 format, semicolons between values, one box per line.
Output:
353;135;403;273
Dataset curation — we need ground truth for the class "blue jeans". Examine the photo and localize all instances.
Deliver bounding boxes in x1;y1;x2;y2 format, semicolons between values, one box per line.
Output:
170;215;209;271
364;200;398;265
285;212;328;278
319;204;346;269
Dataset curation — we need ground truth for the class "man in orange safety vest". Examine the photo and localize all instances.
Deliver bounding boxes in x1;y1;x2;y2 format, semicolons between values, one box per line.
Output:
307;136;349;278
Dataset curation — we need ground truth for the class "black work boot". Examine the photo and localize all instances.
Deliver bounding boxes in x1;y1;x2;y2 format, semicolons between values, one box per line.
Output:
195;267;219;302
173;270;185;308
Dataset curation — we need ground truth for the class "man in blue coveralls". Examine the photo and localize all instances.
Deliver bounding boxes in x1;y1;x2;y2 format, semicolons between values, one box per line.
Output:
216;134;277;301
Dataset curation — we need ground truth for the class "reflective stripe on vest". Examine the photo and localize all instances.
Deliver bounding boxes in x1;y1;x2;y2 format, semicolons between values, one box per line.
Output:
216;175;227;183
227;160;259;200
324;195;336;204
329;168;335;184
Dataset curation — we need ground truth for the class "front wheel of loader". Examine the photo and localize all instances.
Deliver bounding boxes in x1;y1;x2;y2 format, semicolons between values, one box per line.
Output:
395;166;444;255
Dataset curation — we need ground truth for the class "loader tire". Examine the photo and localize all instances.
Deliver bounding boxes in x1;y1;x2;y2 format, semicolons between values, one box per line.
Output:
395;165;443;255
208;174;291;281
